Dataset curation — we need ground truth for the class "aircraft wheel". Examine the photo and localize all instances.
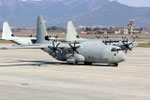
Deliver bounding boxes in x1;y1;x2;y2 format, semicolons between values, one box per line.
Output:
67;59;77;65
113;63;118;67
73;61;78;65
84;62;92;65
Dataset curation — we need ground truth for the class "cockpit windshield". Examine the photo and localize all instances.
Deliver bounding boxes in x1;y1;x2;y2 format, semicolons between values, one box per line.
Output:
111;48;122;52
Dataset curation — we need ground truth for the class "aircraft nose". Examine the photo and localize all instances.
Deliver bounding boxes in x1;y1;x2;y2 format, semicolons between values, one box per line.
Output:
119;52;126;62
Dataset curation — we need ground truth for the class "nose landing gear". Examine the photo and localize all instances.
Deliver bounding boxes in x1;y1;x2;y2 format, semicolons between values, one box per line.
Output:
113;63;118;67
109;63;118;67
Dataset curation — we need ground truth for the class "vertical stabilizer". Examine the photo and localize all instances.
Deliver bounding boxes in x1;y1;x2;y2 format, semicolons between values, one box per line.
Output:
2;22;14;40
66;21;79;41
36;15;48;43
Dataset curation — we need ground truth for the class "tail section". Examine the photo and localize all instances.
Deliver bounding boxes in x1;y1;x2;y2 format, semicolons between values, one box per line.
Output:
2;22;14;40
36;15;48;44
66;21;79;41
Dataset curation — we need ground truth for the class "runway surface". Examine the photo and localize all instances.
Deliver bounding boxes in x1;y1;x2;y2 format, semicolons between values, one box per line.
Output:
0;43;150;100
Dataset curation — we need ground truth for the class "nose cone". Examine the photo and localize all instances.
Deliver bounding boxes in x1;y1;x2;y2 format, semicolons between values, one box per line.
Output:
118;51;126;63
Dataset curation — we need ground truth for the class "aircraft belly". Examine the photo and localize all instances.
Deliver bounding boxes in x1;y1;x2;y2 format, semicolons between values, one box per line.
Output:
79;44;122;63
80;48;106;63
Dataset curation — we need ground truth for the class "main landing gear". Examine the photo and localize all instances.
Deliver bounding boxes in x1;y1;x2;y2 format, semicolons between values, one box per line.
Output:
84;62;92;65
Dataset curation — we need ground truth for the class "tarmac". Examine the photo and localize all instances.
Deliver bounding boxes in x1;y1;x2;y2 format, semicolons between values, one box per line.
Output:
0;43;150;100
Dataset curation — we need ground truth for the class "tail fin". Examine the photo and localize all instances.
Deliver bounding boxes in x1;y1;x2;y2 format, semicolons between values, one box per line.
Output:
66;21;79;41
36;15;48;44
2;22;14;40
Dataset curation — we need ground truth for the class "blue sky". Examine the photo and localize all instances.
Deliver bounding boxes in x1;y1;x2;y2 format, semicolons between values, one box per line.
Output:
110;0;150;7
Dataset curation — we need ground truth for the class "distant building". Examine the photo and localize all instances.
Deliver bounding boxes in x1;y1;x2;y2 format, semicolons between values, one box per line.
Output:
141;28;150;34
101;30;107;34
115;30;121;34
121;28;129;34
114;28;129;34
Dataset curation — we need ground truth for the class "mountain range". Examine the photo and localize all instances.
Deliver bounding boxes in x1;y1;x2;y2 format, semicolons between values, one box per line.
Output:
0;0;150;27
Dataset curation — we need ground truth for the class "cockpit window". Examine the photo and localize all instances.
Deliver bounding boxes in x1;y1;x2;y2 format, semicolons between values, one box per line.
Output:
111;48;122;52
111;48;116;52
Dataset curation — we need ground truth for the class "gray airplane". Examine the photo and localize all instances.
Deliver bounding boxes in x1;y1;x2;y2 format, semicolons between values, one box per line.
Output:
66;21;139;53
0;16;126;66
1;22;61;45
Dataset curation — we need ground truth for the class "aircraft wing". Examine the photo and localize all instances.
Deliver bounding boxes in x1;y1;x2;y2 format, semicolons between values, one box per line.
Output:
0;44;50;50
0;42;78;50
28;37;64;40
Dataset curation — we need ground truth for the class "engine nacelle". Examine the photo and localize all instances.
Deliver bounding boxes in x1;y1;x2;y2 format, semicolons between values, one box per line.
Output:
66;59;76;64
74;54;85;62
66;54;85;64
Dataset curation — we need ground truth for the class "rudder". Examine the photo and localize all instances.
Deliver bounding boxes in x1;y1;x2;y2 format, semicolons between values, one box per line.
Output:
66;21;79;41
2;22;14;40
36;15;48;44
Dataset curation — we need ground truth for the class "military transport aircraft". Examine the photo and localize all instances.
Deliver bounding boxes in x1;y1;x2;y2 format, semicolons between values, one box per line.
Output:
66;21;88;42
2;22;35;45
0;16;126;66
66;21;138;54
1;22;61;45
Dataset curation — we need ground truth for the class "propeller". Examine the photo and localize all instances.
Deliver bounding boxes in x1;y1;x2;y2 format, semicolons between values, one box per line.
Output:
48;40;60;56
109;39;112;45
122;39;133;53
69;41;80;57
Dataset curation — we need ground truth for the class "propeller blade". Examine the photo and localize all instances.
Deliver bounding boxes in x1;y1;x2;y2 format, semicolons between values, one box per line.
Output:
74;41;77;47
109;40;111;45
128;43;132;45
56;43;60;48
72;51;75;57
128;47;132;51
52;41;55;48
129;42;133;46
76;46;81;49
75;50;79;54
125;49;128;54
122;41;126;45
69;43;73;48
